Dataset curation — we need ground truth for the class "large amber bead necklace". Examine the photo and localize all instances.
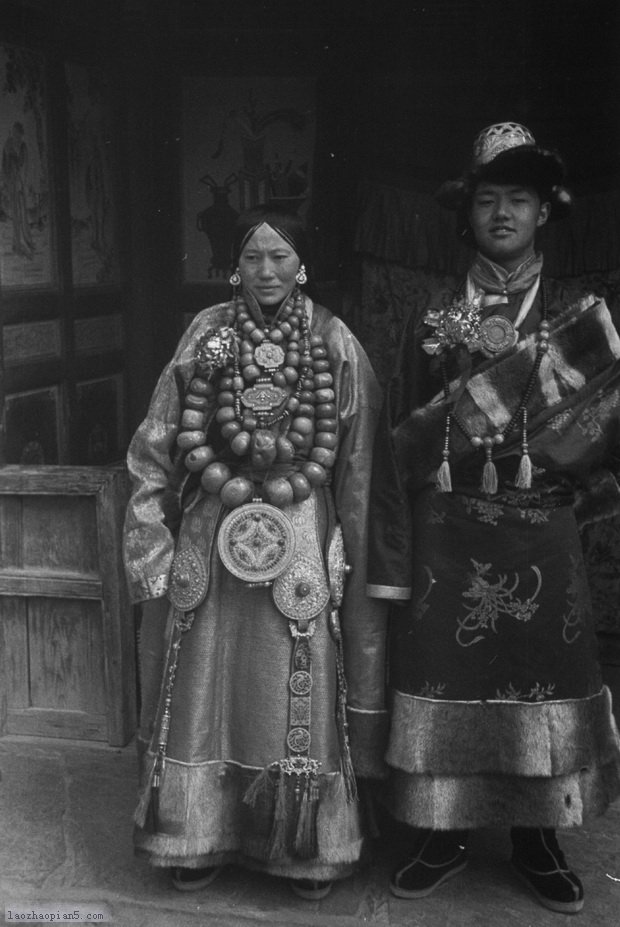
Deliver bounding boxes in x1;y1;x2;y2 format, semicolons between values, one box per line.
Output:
177;290;338;509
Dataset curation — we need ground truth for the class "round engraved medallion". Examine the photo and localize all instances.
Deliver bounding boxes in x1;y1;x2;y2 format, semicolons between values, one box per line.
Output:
287;727;311;753
217;502;295;583
290;670;313;696
168;544;208;610
272;555;330;621
479;315;518;356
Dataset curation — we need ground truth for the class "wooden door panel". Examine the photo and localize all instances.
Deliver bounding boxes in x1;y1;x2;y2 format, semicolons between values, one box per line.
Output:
28;597;106;714
2;597;28;708
0;498;23;566
0;466;135;745
22;496;100;574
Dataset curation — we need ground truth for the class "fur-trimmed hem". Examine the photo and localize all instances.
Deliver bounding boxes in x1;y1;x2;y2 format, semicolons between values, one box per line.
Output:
134;845;356;882
381;761;620;830
386;686;620;778
133;756;364;873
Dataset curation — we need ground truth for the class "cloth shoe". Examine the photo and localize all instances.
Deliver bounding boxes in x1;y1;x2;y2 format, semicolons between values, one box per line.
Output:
390;829;469;898
171;865;223;892
289;879;333;900
511;827;584;914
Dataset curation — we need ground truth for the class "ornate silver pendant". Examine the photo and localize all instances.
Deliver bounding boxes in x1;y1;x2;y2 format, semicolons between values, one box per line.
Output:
241;382;288;413
217;501;296;584
254;342;285;369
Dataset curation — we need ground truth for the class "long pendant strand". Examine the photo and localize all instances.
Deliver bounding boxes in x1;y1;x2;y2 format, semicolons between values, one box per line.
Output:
438;279;549;495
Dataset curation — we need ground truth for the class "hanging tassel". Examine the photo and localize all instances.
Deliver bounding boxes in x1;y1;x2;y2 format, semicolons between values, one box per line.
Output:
135;617;186;829
481;441;498;495
134;753;160;829
294;774;319;858
339;728;358;804
267;767;291;859
515;448;532;489
515;409;532;489
436;458;452;493
482;459;498;495
436;413;453;493
329;610;358;803
145;781;160;833
242;765;273;808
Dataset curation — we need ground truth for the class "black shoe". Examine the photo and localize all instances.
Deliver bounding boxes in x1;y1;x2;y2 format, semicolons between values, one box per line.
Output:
390;829;469;899
289;879;333;900
171;865;223;892
511;828;584;914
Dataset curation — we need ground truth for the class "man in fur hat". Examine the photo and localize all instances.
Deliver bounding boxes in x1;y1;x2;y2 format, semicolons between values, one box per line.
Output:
367;122;620;915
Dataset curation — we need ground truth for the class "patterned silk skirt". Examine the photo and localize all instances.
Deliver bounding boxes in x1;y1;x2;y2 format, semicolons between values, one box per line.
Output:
385;485;620;830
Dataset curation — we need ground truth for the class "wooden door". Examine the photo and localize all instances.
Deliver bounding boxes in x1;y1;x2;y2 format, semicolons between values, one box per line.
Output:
0;466;136;745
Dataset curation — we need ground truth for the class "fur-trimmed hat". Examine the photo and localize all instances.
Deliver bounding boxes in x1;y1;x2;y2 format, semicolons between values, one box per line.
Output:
436;122;573;219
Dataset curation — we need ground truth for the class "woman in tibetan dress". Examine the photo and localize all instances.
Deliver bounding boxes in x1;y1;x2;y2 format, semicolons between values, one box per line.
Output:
124;205;388;899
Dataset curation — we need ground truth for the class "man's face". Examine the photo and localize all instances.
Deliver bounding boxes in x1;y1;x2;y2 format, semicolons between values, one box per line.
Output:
468;182;550;271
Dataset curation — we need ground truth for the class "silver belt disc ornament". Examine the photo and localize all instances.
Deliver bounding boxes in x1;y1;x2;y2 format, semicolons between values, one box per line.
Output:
168;544;208;611
272;554;330;621
327;524;350;607
218;501;296;584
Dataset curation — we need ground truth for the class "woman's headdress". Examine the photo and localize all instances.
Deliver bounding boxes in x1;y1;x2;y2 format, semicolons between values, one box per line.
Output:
231;204;308;267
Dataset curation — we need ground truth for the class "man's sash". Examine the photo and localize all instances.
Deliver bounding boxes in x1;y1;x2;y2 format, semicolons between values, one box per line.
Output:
394;295;620;485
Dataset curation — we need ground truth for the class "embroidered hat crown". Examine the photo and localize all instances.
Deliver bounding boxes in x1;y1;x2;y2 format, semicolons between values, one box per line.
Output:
471;122;536;168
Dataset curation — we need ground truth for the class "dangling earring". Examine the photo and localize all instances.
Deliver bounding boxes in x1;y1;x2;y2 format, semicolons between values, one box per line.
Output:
229;268;241;287
296;264;307;285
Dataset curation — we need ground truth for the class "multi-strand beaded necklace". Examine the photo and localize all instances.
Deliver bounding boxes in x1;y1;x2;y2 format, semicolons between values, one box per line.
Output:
176;288;337;509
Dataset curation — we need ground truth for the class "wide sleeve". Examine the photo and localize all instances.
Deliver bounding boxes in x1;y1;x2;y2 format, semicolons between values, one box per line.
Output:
365;382;414;601
365;308;431;602
122;309;219;604
323;313;390;778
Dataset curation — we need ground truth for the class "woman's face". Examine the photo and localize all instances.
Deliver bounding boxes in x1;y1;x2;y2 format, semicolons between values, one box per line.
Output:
238;223;300;307
468;182;550;272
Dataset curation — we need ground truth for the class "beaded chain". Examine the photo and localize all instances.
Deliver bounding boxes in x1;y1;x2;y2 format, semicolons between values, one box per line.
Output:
438;279;550;495
176;289;338;509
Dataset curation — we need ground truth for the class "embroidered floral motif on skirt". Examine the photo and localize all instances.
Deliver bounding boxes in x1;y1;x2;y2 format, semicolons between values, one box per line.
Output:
390;486;601;702
385;485;620;829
